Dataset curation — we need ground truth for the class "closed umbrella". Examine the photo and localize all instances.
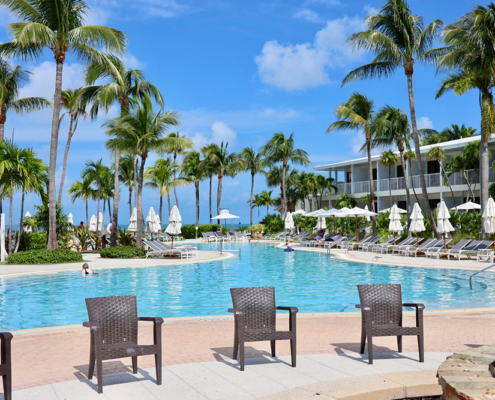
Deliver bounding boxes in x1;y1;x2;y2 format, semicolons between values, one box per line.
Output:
437;200;455;248
67;212;74;232
146;207;159;237
364;205;371;222
409;203;425;245
319;208;342;235
154;213;161;234
284;212;294;244
336;207;377;242
165;204;182;249
483;196;495;247
128;207;138;232
89;214;97;232
316;216;327;231
388;203;402;245
98;212;104;232
24;211;32;233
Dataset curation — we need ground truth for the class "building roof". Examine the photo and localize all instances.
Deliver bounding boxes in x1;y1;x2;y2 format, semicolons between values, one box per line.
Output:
314;134;491;171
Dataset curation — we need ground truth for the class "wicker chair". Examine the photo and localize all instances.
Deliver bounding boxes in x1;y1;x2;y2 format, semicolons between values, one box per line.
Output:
83;295;164;394
229;287;298;371
356;284;424;365
0;332;12;400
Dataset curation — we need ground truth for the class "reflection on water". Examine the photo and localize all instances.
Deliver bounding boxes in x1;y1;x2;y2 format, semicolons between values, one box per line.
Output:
0;243;493;330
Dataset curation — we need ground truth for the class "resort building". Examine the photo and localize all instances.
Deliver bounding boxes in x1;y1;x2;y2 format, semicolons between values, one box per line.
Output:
310;135;494;212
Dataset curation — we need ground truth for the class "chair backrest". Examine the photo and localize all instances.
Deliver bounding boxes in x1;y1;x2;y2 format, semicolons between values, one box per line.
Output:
451;239;471;250
418;238;440;249
478;240;494;250
85;295;138;345
143;240;160;251
400;237;416;246
464;240;483;251
230;287;276;331
357;284;402;326
382;237;395;245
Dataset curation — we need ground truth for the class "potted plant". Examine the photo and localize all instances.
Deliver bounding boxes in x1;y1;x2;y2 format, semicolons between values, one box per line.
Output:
250;224;265;239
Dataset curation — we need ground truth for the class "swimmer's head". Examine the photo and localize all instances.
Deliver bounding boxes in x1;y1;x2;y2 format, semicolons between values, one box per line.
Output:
82;263;89;269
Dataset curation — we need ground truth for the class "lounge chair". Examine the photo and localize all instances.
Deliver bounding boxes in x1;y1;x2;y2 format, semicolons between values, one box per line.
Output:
0;331;12;400
336;235;357;249
385;237;417;254
368;237;394;253
214;231;231;242
435;239;471;260
324;236;346;251
84;295;163;394
444;240;483;260
475;241;495;262
424;238;453;258
143;240;194;259
396;237;426;256
356;284;424;364
354;236;380;251
202;232;217;242
356;236;378;251
372;237;403;254
228;287;297;371
406;238;443;257
234;232;247;241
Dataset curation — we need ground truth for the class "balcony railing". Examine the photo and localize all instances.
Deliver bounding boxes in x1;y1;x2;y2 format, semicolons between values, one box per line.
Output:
353;180;377;194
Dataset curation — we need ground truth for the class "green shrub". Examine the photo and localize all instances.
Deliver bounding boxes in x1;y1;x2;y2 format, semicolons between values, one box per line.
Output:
30;232;47;249
180;224;221;239
100;246;145;259
6;249;83;264
260;214;284;234
250;224;265;233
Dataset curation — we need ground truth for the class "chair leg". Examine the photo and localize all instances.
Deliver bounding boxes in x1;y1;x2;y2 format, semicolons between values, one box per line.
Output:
155;353;162;385
233;331;239;360
88;332;95;379
270;340;276;357
2;373;11;400
96;356;103;394
367;335;373;365
290;338;296;368
132;356;138;374
239;339;245;371
418;334;424;363
397;335;402;353
360;324;366;354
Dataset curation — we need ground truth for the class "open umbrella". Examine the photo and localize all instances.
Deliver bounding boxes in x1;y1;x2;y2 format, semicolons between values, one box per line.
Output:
128;207;138;232
89;214;97;232
319;208;342;235
211;209;240;232
388;203;402;245
305;209;327;217
292;209;307;215
379;206;407;214
409;203;425;245
483;196;495;247
24;211;32;233
437;200;455;248
336;207;377;242
165;204;182;249
451;200;481;211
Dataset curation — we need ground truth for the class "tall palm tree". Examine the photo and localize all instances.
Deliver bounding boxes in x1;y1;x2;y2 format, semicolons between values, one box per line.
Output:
105;97;179;247
259;190;275;216
427;147;457;210
342;0;443;236
85;54;163;246
0;0;127;249
327;92;377;233
296;170;313;210
371;105;412;229
202;142;242;231
315;174;337;209
440;124;477;142
261;132;309;219
67;177;95;223
163;132;193;208
58;87;88;204
380;150;399;207
200;151;217;222
118;154;138;217
434;4;495;230
251;193;263;223
181;152;206;236
82;159;108;233
239;146;266;226
404;148;420;205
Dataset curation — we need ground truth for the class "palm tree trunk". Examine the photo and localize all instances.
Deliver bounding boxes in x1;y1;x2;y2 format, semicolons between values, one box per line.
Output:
195;181;199;238
406;72;437;237
86;200;88;223
14;190;24;253
480;91;492;236
440;163;457;211
464;171;475;201
133;154;138;209
0;121;4;140
128;187;132;217
173;153;179;208
217;173;223;232
110;149;120;247
282;162;287;219
58;115;75;205
108;199;112;220
158;194;163;226
400;150;411;237
266;204;269;216
250;172;254;226
136;156;147;248
409;160;420;205
47;59;64;250
0;121;4;216
8;178;13;253
167;192;171;214
388;165;392;207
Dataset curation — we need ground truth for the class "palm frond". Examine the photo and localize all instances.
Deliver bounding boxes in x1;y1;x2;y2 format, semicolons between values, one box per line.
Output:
342;61;400;86
68;25;127;54
11;97;52;113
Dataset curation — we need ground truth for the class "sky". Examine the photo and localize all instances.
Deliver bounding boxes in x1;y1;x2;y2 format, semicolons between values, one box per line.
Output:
0;0;485;226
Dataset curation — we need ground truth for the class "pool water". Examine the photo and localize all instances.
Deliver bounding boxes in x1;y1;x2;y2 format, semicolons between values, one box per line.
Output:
0;243;494;330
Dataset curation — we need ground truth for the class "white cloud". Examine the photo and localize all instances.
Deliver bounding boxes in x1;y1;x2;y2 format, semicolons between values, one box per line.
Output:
417;116;434;130
85;5;109;25
124;53;146;69
191;122;237;151
363;4;380;16
293;9;322;23
304;0;341;6
255;15;366;91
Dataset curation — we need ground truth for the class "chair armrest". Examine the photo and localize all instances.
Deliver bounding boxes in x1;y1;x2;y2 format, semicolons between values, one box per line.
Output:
0;332;13;341
403;303;425;310
355;304;371;311
139;317;164;324
276;306;298;313
228;308;244;316
83;321;101;331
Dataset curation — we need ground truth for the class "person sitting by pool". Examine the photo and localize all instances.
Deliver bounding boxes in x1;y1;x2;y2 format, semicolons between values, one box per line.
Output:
82;263;96;276
315;230;326;242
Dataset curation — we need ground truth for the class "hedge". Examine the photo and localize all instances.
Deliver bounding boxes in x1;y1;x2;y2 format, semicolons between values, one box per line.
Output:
6;249;83;264
180;224;222;239
100;246;145;259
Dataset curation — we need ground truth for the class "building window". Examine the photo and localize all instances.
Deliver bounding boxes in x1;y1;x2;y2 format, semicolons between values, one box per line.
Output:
397;165;404;178
398;201;406;210
372;168;377;180
427;161;440;174
346;171;352;183
428;199;438;210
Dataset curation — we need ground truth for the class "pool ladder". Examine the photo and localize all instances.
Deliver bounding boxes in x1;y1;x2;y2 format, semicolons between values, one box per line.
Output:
469;263;495;289
219;239;241;256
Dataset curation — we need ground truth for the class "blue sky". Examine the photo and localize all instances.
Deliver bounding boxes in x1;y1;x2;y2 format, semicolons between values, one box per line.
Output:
0;0;484;226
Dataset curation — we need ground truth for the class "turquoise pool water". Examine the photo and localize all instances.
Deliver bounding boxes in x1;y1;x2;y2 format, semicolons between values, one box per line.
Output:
0;243;493;330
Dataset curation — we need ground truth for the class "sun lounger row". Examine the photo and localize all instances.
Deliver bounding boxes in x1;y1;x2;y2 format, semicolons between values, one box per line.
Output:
143;240;198;259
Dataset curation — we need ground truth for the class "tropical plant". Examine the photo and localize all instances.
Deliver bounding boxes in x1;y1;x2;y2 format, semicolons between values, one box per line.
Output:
181;151;206;236
82;159;111;234
117;229;136;246
240;146;266;226
404;149;420;204
250;224;265;233
100;246;145;258
380;150;399;207
335;193;357;209
260;214;284;234
261;132;309;218
360;194;372;208
427;146;457;210
259;190;275;216
315;174;337;210
250;193;264;224
67;177;95;223
163;132;193;207
343;0;443;236
75;228;92;251
33;201;72;242
118;154;137;217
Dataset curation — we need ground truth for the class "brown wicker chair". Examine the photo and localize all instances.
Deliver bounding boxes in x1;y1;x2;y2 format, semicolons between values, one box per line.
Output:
229;286;298;371
356;284;424;364
83;295;163;394
0;332;12;400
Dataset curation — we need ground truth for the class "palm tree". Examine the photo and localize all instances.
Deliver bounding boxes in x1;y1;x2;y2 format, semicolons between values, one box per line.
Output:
117;154;137;217
0;0;127;249
200;151;217;222
259;190;275;216
67;177;95;223
404;149;420;204
342;0;443;236
58;88;88;204
82;159;108;234
202;142;242;231
105;97;179;247
240;146;266;226
261;132;310;218
163;132;193;208
327;92;377;233
336;193;357;209
380;150;399;207
427;147;457;210
440;124;477;142
315;174;337;209
85;54;163;246
181;152;206;237
296;171;313;210
251;193;263;223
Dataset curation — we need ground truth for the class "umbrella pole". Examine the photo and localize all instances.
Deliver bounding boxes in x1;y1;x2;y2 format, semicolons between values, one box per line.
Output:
333;217;335;235
394;233;396;245
416;233;419;246
355;216;359;243
443;233;446;249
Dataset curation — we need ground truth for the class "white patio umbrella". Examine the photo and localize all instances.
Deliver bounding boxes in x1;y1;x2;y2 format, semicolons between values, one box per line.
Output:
24;211;32;233
379;206;407;214
388;203;402;245
165;204;182;248
211;209;240;232
409;203;426;246
336;207;377;242
146;207;159;237
67;212;74;232
89;214;97;232
437;200;455;248
316;216;327;231
97;212;104;231
483;196;495;247
128;207;138;232
292;209;307;215
154;213;161;233
319;208;343;235
284;212;294;244
451;200;481;211
305;209;327;217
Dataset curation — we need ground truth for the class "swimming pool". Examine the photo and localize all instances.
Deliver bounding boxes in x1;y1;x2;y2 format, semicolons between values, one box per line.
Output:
0;243;493;330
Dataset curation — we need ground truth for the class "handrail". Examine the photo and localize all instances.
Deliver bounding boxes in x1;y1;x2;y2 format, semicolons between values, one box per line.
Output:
221;240;241;256
469;263;495;289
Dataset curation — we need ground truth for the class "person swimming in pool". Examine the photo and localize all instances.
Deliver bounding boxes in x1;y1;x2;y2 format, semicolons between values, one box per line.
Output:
82;263;96;276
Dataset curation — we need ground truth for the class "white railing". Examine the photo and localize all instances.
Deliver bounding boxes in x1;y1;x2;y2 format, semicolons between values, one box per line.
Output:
353;180;377;194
